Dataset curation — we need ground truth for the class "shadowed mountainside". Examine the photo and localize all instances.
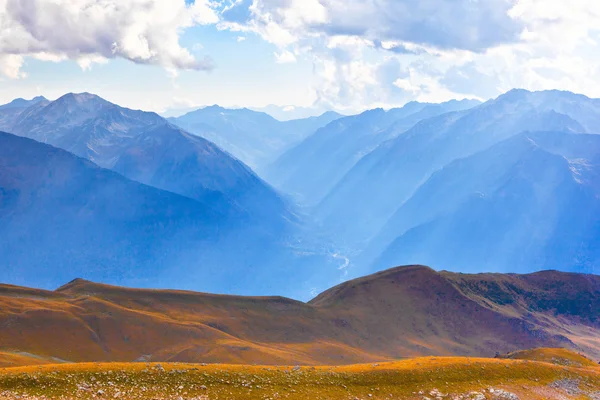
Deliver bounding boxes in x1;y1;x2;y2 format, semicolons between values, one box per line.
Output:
362;131;600;275
0;93;293;228
0;265;598;367
0;132;333;296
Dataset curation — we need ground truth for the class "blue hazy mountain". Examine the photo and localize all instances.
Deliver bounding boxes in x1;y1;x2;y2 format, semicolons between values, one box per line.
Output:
0;96;47;110
0;131;341;297
266;99;480;205
0;131;220;288
368;131;600;276
317;90;599;243
3;93;291;226
0;96;49;130
170;106;342;169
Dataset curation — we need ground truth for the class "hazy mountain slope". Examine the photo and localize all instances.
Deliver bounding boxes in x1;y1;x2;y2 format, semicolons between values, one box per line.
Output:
368;132;600;275
0;96;48;131
0;131;224;288
318;89;597;242
266;99;480;205
0;132;330;296
0;96;47;110
1;265;598;366
3;93;291;227
170;106;342;169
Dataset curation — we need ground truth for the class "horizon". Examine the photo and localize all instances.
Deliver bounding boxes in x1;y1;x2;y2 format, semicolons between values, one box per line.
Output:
3;87;595;121
1;1;600;119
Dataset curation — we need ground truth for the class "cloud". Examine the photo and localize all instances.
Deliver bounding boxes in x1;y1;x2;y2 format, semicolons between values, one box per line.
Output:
226;0;523;52
274;49;296;63
0;0;219;78
218;0;600;112
0;54;26;78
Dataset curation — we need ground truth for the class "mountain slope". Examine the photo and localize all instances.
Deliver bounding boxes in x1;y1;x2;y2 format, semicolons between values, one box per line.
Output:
1;265;598;366
317;89;599;242
0;132;324;296
0;96;47;111
170;106;342;169
2;93;291;226
266;99;480;205
0;96;49;131
0;131;223;288
367;132;600;275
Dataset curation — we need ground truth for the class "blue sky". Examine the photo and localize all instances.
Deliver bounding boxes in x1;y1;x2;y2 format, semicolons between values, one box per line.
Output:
1;0;600;118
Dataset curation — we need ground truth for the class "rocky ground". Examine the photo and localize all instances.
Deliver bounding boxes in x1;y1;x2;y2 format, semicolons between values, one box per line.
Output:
0;357;598;400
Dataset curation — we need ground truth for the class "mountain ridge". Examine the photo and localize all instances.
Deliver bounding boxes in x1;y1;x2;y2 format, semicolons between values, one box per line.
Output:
266;99;481;205
1;265;598;366
0;131;331;297
316;89;600;244
0;92;294;227
364;131;600;275
170;105;343;169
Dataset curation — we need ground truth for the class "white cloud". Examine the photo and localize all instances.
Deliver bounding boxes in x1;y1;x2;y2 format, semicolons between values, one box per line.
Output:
274;49;296;63
76;54;109;71
226;0;522;52
218;0;600;112
0;0;219;78
393;78;420;94
0;54;26;78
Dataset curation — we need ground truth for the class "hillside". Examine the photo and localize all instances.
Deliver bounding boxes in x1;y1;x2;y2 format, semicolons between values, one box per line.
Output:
0;93;292;228
1;354;599;399
266;99;479;205
500;348;598;367
0;132;327;296
1;266;598;367
364;131;600;274
0;96;48;130
317;89;599;243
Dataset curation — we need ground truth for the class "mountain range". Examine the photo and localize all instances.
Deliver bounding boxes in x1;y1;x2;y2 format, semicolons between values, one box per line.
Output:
169;106;342;169
317;90;600;244
266;99;481;205
0;96;341;297
0;131;334;295
1;89;599;297
0;93;291;225
1;265;598;366
365;131;600;275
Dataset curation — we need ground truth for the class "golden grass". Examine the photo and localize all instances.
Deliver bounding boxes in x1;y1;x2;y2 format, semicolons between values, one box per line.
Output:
0;353;598;399
0;352;53;368
503;347;598;367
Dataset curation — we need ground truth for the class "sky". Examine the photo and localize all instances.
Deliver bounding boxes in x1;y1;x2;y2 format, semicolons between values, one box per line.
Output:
0;0;600;118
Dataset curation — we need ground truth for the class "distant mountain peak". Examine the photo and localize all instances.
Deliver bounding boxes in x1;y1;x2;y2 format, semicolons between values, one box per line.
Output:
203;104;227;112
0;95;48;110
54;92;109;105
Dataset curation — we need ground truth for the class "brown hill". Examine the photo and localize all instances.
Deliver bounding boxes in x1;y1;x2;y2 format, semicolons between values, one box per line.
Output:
500;347;598;367
0;265;598;367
